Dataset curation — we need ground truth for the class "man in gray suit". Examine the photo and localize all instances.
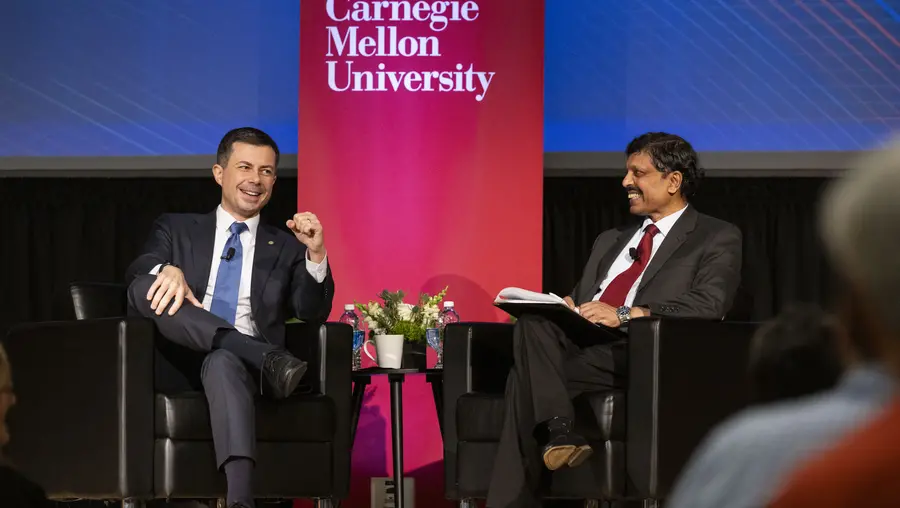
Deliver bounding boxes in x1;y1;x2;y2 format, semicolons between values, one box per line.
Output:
126;127;334;508
487;132;743;508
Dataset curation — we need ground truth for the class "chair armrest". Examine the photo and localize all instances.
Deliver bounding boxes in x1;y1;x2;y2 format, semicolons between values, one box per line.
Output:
3;318;155;499
284;322;352;397
69;282;127;319
626;317;757;499
442;322;514;499
284;321;352;498
443;322;515;396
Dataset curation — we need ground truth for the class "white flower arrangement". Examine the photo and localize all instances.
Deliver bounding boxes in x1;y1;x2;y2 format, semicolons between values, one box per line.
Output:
356;287;448;343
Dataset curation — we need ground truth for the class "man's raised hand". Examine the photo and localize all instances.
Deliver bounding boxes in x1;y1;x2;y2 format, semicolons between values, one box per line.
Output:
287;211;326;262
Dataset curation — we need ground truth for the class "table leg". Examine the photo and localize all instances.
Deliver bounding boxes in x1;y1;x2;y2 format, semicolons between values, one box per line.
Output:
427;376;444;437
350;378;370;446
389;374;405;508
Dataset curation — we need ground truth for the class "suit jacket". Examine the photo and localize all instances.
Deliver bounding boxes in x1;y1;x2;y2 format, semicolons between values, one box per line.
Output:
125;211;334;346
569;206;742;319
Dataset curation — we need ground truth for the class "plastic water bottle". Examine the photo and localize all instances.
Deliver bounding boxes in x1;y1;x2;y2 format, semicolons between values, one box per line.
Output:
339;304;365;370
435;301;460;368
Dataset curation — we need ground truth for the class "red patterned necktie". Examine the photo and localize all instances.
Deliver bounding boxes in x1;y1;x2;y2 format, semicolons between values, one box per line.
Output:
598;224;660;307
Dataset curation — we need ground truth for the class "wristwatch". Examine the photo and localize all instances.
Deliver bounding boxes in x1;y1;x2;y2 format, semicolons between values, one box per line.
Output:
615;306;632;326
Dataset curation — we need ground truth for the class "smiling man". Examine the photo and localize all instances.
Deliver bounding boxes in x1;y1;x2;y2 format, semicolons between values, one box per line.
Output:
125;127;334;508
487;132;743;508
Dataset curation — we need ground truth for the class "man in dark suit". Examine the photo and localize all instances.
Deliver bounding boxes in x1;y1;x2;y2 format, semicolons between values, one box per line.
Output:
487;132;742;508
125;127;334;508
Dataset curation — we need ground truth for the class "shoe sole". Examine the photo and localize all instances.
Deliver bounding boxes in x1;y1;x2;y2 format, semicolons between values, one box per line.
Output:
279;361;308;399
543;444;593;470
543;445;574;470
566;445;593;468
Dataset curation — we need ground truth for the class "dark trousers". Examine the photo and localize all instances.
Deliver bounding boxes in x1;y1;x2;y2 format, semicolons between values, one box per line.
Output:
127;274;261;467
487;314;626;508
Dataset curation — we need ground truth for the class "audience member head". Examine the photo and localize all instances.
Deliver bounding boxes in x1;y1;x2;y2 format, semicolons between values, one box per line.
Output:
213;127;280;222
819;135;900;375
0;343;15;451
747;304;843;404
623;132;703;221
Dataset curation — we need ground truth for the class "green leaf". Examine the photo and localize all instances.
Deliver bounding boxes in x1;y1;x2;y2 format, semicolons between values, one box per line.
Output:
391;320;426;343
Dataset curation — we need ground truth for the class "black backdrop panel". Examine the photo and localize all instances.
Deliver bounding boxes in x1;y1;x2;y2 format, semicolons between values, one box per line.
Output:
543;177;835;320
0;176;833;337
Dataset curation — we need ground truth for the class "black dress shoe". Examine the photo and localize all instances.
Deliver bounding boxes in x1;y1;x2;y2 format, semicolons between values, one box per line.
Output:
541;417;593;470
261;350;307;399
228;503;253;508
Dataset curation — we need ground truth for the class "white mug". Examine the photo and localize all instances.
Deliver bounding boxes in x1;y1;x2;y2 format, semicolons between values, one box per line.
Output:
363;334;404;368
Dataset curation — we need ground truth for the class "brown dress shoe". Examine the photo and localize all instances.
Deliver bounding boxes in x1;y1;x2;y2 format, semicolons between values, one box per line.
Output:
541;417;593;470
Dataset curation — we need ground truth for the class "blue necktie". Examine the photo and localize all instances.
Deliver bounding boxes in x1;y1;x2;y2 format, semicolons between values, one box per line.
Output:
210;221;249;325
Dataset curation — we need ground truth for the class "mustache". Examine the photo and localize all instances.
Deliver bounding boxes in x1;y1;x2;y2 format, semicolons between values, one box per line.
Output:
625;186;641;194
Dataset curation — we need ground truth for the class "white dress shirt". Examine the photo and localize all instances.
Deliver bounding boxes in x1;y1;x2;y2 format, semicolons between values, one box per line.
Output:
152;205;328;337
592;205;688;307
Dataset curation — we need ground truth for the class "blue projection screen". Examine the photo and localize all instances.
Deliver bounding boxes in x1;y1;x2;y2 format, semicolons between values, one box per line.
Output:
1;0;899;173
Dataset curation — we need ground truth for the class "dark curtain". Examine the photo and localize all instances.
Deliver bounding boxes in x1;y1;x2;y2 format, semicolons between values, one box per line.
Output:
0;177;300;337
1;175;832;337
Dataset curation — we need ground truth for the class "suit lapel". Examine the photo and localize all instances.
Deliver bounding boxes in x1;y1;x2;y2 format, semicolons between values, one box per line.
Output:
189;212;217;294
252;224;283;305
637;206;698;293
589;225;639;298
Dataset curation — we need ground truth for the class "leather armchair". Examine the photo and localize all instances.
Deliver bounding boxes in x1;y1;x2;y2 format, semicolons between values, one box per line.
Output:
441;318;758;506
3;282;352;507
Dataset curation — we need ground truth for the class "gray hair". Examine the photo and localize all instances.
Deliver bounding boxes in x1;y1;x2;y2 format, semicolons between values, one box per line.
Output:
819;135;900;333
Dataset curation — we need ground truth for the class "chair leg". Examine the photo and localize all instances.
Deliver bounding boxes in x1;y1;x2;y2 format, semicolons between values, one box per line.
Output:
314;498;335;508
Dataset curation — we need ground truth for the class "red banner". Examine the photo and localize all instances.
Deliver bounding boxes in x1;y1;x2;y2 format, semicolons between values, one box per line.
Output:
299;1;543;505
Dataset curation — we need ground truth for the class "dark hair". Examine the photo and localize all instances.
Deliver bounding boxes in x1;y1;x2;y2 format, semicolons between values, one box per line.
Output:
747;304;844;404
216;127;280;167
626;132;704;199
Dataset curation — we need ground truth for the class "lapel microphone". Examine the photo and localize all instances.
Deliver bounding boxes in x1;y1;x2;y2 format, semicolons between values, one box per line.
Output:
222;247;236;261
629;247;640;261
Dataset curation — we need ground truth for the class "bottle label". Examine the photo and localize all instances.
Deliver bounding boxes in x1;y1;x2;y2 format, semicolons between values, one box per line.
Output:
353;329;365;350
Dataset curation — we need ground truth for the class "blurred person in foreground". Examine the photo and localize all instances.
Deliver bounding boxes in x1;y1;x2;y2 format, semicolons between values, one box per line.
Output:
666;301;889;508
747;304;844;404
769;140;900;507
0;343;51;508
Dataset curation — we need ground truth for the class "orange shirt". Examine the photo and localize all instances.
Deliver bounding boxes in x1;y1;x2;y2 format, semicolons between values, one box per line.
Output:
769;396;900;508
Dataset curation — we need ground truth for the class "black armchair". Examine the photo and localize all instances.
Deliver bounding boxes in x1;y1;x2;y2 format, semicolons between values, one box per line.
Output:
3;282;352;507
442;318;758;506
